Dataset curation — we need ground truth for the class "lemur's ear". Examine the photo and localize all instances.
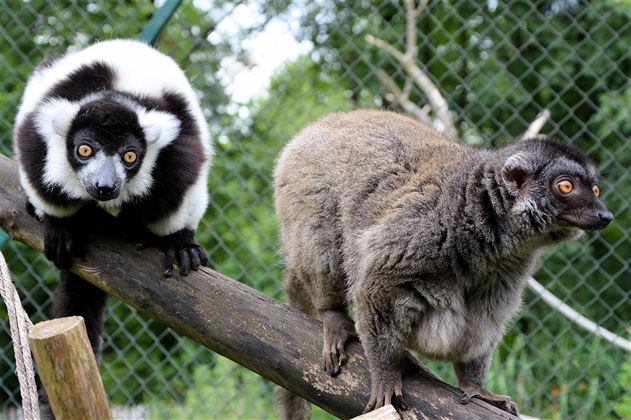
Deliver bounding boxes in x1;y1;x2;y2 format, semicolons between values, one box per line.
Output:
502;153;533;193
35;99;80;140
138;110;180;148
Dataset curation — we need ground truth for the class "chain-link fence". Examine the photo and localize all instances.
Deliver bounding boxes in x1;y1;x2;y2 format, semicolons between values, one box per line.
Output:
1;1;629;419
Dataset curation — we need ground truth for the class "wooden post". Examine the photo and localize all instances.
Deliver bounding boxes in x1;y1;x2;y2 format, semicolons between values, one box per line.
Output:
29;316;112;420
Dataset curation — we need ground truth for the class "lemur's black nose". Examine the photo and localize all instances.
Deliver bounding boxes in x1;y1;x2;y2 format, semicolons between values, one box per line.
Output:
96;183;115;196
598;210;614;224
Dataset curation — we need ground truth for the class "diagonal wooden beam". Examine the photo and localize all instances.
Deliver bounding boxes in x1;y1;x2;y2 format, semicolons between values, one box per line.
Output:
0;154;517;419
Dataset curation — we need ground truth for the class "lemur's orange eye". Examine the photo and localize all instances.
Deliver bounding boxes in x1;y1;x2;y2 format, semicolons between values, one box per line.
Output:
557;180;573;194
77;144;93;158
123;151;137;164
593;185;600;197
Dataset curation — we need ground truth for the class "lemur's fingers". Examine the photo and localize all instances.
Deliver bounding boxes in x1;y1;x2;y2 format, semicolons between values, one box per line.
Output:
337;340;348;366
364;380;382;413
196;245;209;266
178;249;191;276
189;248;201;271
365;372;404;413
508;401;519;416
394;382;407;411
25;200;39;220
384;385;393;407
460;392;472;404
323;344;341;376
163;247;176;277
364;393;377;413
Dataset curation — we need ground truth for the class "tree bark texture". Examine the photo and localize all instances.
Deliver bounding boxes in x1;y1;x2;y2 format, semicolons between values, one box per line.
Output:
0;154;517;419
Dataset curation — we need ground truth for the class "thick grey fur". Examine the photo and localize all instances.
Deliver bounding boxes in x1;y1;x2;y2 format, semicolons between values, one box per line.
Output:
273;110;612;418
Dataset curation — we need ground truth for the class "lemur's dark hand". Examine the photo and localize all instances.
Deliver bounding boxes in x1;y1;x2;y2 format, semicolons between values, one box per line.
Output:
364;368;408;414
459;383;519;416
158;228;208;277
43;215;85;270
321;310;356;376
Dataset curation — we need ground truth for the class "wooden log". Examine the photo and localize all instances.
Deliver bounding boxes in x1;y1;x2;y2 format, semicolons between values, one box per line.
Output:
29;316;112;420
352;404;400;420
0;154;517;419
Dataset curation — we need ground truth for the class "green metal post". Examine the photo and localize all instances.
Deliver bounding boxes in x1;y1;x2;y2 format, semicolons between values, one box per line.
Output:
0;231;9;250
138;0;183;46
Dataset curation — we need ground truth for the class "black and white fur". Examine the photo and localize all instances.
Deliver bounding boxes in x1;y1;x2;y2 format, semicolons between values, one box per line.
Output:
13;39;212;417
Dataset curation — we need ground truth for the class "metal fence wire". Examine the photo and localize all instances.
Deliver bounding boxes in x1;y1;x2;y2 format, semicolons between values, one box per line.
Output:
1;1;630;419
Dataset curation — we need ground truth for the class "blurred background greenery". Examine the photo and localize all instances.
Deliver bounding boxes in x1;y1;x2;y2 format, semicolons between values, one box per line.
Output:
0;0;629;419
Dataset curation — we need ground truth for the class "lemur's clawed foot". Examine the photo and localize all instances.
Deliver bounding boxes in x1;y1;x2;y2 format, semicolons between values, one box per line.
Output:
159;228;209;277
364;368;408;413
459;383;519;416
321;310;356;376
43;215;85;270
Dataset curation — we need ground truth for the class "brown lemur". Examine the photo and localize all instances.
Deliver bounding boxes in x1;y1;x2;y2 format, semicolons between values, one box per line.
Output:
273;109;612;417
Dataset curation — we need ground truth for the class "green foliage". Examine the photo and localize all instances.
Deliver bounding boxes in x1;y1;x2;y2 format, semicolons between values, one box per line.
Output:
0;0;155;155
614;332;631;418
149;358;276;419
148;357;336;420
203;57;354;298
1;0;629;418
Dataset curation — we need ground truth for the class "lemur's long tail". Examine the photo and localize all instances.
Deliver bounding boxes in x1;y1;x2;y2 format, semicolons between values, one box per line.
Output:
275;386;312;420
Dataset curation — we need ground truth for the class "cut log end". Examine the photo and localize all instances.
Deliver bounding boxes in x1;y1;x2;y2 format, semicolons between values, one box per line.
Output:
29;316;84;340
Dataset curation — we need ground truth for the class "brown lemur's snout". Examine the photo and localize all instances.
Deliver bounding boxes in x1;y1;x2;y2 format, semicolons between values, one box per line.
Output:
557;189;613;231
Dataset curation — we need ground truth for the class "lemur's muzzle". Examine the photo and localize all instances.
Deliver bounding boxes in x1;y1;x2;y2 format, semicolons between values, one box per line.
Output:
559;198;613;231
86;157;121;201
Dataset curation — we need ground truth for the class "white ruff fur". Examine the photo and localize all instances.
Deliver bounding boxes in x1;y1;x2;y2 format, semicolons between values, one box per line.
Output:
15;39;212;233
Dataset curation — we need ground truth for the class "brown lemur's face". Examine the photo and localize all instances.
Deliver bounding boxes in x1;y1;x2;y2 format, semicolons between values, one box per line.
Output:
550;171;612;231
536;153;613;234
501;140;613;240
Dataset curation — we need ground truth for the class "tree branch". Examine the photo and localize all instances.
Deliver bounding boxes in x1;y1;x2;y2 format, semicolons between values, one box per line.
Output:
377;70;432;125
0;155;516;420
520;109;550;139
365;34;406;63
365;1;458;139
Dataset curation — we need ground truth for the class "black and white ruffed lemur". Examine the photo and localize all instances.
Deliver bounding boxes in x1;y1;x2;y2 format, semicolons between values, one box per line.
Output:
13;39;212;416
273;110;613;418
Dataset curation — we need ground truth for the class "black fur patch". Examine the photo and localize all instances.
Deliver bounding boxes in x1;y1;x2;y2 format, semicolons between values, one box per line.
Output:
43;213;87;269
47;61;115;101
516;138;591;168
70;97;145;141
